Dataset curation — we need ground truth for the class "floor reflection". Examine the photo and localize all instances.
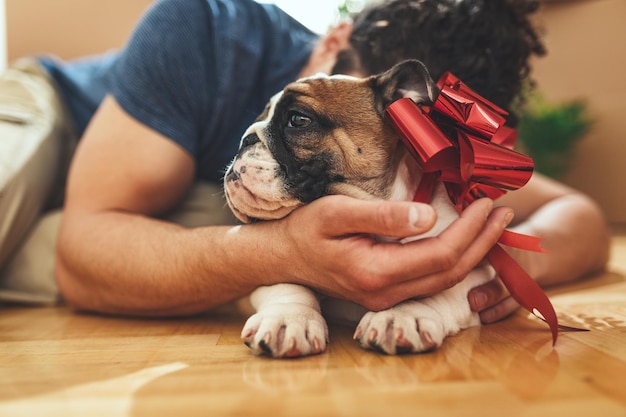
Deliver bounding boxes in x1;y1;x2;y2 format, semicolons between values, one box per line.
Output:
348;322;560;400
242;354;330;392
236;320;560;401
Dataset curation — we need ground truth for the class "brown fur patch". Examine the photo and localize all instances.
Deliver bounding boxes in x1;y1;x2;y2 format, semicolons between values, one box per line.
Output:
279;76;404;200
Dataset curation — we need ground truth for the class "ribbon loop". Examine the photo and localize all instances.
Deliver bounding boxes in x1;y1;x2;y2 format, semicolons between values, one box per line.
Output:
386;98;458;175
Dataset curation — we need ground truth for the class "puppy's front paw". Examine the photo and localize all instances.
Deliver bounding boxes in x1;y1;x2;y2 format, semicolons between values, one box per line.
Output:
354;301;450;355
241;304;329;358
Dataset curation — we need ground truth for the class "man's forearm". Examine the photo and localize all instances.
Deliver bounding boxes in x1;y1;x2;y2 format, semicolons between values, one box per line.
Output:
55;211;274;316
509;193;610;287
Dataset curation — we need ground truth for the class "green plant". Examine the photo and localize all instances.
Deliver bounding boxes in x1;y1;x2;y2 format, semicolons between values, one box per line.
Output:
517;91;592;178
337;0;369;20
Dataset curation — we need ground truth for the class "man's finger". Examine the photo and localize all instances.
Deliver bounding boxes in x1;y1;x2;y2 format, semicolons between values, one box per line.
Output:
314;195;438;238
468;277;511;312
478;296;519;324
374;199;508;280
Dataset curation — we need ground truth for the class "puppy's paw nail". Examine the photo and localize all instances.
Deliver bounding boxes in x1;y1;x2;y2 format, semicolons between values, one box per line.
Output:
367;329;378;343
420;331;437;351
395;330;412;349
312;337;321;353
256;332;274;356
258;339;273;356
284;338;301;357
395;328;403;340
353;327;363;340
241;328;254;339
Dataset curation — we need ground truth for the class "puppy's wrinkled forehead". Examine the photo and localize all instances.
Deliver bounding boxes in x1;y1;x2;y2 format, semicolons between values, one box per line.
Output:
260;74;373;123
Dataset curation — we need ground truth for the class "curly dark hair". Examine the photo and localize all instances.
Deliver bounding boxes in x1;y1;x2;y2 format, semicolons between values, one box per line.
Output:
332;0;546;126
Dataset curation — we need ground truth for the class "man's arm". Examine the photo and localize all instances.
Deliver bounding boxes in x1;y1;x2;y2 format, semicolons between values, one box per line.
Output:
56;95;219;315
56;96;514;316
469;172;611;322
57;96;297;315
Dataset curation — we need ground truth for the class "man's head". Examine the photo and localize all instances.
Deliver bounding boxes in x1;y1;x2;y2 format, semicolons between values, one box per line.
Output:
327;0;546;126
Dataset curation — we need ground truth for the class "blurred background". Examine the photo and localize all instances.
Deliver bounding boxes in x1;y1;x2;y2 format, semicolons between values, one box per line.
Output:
2;0;625;225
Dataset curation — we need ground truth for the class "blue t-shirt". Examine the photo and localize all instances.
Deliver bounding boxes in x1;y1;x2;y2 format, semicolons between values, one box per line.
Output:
39;0;317;182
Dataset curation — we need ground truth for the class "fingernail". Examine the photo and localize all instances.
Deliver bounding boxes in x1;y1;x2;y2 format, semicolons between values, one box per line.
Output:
409;204;434;229
504;210;514;227
470;291;488;311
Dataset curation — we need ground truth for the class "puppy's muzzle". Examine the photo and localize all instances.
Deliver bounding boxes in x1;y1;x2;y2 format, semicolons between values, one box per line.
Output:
224;131;302;222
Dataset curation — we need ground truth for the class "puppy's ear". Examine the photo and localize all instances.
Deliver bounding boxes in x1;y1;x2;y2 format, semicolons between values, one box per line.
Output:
371;59;439;115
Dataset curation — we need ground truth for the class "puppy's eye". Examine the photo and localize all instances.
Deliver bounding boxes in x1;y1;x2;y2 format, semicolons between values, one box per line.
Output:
287;112;312;128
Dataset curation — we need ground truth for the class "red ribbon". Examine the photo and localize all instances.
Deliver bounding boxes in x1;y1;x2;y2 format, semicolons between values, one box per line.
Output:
386;72;568;344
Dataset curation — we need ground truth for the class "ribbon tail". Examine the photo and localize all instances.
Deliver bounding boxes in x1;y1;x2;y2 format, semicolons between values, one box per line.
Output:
498;230;547;253
413;172;438;203
487;244;559;345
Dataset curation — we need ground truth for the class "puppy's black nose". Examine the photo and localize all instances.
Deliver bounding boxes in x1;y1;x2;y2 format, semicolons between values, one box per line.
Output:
240;133;260;151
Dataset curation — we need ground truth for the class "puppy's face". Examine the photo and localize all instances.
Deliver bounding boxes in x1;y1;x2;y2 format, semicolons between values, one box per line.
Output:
224;60;437;223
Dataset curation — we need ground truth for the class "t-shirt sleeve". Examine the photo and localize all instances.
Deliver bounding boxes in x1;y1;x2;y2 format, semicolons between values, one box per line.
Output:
111;0;215;157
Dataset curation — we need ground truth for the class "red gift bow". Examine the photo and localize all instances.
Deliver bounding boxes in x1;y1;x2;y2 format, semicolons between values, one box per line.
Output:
386;72;579;345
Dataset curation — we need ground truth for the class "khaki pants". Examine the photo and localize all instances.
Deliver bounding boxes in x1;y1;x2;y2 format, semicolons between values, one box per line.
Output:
0;59;237;305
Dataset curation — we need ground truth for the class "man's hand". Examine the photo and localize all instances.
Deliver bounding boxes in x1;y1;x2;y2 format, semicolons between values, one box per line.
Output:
265;196;513;311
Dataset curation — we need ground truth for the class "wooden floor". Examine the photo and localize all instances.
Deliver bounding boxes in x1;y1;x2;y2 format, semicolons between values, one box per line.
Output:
2;235;626;417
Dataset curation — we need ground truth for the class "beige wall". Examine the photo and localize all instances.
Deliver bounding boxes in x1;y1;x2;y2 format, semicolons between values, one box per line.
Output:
6;0;626;223
532;0;626;223
6;0;152;61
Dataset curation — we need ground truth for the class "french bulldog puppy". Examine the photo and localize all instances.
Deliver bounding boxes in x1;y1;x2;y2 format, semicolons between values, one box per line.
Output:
224;60;496;357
